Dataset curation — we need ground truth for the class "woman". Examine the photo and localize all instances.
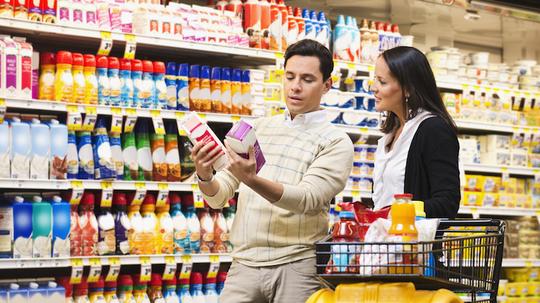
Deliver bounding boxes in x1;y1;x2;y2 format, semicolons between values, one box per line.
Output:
371;46;460;218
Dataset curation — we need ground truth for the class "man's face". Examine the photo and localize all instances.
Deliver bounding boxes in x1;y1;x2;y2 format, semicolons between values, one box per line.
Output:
284;55;331;118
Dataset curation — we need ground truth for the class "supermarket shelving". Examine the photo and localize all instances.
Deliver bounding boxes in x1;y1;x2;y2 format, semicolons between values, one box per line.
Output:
0;178;196;191
463;163;540;177
459;206;539;217
455;119;540;134
501;259;540;268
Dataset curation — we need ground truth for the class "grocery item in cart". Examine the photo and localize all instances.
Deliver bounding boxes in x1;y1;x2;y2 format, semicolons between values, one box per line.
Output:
325;209;361;274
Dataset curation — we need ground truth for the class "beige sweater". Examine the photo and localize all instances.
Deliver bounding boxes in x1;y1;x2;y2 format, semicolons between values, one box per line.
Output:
203;112;354;267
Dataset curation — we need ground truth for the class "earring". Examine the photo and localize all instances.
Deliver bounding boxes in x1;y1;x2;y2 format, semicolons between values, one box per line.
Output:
405;96;409;103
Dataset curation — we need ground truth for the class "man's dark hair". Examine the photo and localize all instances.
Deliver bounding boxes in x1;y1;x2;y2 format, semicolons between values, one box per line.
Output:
284;39;334;82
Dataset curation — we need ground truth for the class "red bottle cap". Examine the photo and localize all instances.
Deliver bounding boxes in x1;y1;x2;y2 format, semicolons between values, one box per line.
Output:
164;275;177;286
105;280;117;289
72;53;84;67
142;60;154;73
131;59;143;72
80;192;95;205
120;58;132;71
108;57;120;70
142;194;156;205
40;52;56;65
89;276;105;289
55;51;73;65
96;55;108;69
56;277;73;297
118;275;133;287
150;273;162;286
168;193;182;206
178;278;190;286
153;61;165;74
84;54;96;68
228;198;237;207
217;271;227;283
73;278;88;296
190;272;203;285
205;276;217;284
181;194;194;207
132;274;147;286
113;192;127;206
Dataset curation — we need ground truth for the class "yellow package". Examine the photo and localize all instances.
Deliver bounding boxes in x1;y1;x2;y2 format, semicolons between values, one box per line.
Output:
462;191;483;206
530;268;540;282
506;268;531;282
482;193;498;207
529;283;540;296
465;175;484;192
517;178;527;194
515;194;530;208
482;176;501;193
498;193;515;207
502;178;518;194
507;282;522;297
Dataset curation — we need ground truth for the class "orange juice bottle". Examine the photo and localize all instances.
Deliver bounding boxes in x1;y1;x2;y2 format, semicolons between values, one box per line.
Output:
388;193;418;274
189;65;200;111
230;69;242;114
199;66;212;112
220;68;232;114
140;193;158;255
210;67;222;113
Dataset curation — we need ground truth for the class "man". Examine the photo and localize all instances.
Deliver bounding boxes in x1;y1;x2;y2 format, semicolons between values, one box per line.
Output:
191;39;353;303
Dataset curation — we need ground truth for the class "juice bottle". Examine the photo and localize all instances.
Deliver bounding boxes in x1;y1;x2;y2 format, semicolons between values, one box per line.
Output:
77;131;94;180
32;196;52;258
224;198;236;233
132;60;144;108
176;63;189;111
387;193;418;274
96;55;110;106
156;198;174;254
117;275;136;303
136;120;153;181
198;66;211;112
198;204;214;253
120;59;134;108
140;194;158;255
189;273;205;303
210;67;222;113
54;51;73;102
202;276;218;303
70;202;82;257
170;193;188;254
162;276;179;303
56;276;75;303
132;275;151;303
148;274;165;303
326;210;360;274
150;133;167;181
96;197;116;256
128;201;144;255
88;277;106;303
122;131;139;181
153;61;167;109
108;57;122;107
83;54;98;105
104;280;120;303
67;130;79;179
109;132;124;180
165;124;181;182
220;68;232;114
72;53;86;103
240;70;251;115
73;278;90;303
182;194;200;254
165;62;177;110
113;192;131;255
216;272;227;295
230;69;242;114
141;60;155;109
212;208;230;253
39;52;55;100
188;65;200;111
176;278;191;303
79;192;98;256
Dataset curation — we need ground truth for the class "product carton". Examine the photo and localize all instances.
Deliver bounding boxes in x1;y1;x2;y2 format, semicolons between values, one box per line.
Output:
225;120;265;173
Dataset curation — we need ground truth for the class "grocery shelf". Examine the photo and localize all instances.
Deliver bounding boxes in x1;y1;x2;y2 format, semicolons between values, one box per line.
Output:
0;178;196;191
0;254;232;269
501;259;540;268
463;163;540;176
437;81;464;91
437;80;540;97
459;206;539;217
455;119;540;134
335;124;383;137
0;17;277;65
333;60;373;74
340;188;372;199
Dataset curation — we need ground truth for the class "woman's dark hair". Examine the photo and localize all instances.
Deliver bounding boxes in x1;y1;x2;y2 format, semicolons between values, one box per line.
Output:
284;39;334;81
380;46;457;134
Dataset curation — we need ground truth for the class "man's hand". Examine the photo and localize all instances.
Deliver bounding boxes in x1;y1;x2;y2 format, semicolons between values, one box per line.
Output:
224;140;257;185
191;141;223;180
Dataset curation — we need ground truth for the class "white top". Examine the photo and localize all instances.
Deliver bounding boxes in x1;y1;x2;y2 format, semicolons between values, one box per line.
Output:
373;111;435;210
284;109;327;128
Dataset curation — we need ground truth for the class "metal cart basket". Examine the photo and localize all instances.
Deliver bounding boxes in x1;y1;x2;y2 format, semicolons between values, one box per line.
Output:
315;219;505;303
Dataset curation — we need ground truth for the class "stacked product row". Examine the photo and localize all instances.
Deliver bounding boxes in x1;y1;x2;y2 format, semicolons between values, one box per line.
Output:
0;191;237;258
503;217;539;260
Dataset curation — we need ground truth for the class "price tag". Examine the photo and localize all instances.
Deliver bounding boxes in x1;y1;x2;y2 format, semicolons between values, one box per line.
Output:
175;112;187;136
67;105;82;131
351;190;361;201
111;107;123;133
105;257;121;282
207;256;220;279
367;65;375;78
274;52;284;59
0;98;6;124
471;207;480;219
131;182;147;206
501;168;510;185
70;258;84;284
70;181;84;205
163;256;177;281
123;34;137;60
179;255;193;280
140;257;152;282
156;183;169;208
87;258;102;283
124;108;138;133
334;192;344;205
193;190;205;208
82;106;98;131
525;260;534;268
98;31;113;56
331;74;339;83
100;181;113;207
344;77;354;85
360;127;369;134
151;110;165;135
231;115;241;123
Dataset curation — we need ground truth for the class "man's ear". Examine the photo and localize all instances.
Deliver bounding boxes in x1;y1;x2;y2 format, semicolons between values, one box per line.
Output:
322;77;332;94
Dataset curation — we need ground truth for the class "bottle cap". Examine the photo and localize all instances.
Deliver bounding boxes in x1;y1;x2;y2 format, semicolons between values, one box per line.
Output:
72;53;84;66
153;61;165;74
131;59;143;72
178;63;189;77
113;192;127;206
56;51;73;65
120;58;132;71
232;69;242;82
108;57;120;70
142;60;154;73
83;54;96;68
200;66;210;79
96;55;108;69
190;65;200;78
221;68;231;81
40;52;55;65
211;67;221;80
190;272;203;285
168;193;181;206
166;62;177;76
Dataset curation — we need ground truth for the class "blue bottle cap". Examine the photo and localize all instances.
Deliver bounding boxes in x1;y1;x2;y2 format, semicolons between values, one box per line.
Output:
189;65;200;78
211;67;221;80
338;211;355;219
310;10;318;21
232;69;242;82
302;8;310;19
200;66;210;79
221;68;231;81
336;14;345;25
345;16;354;26
177;63;189;77
241;70;250;83
166;62;177;76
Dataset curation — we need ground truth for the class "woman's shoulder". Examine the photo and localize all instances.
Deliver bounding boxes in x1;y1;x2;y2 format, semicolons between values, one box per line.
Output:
417;115;455;136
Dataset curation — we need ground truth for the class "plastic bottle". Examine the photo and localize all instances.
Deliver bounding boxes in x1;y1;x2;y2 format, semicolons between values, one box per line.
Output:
120;59;134;108
209;67;222;113
56;277;75;303
73;279;90;303
67;130;79;179
89;277;106;303
260;0;270;49
220;68;232;114
326;210;360;274
136;120;153;181
51;195;71;258
169;193;188;254
216;272;227;295
165;124;181;182
377;22;386;53
230;69;242;115
269;0;282;51
309;10;319;42
182;194;200;254
293;7;304;41
197;204;214;254
244;0;262;48
148;274;165;303
317;11;330;49
39;52;55;100
132;275;151;303
112;193;131;255
104;281;120;303
276;0;288;51
97;198;116;256
189;273;205;303
29;118;50;180
54;51;74;102
286;6;298;46
165;62;177;110
70;202;82;257
189;65;200;111
108;57;122;106
132;59;144;108
203;276;218;303
368;20;379;64
32;196;52;258
128;201;143;255
141;60;155;108
162;276;179;303
212;208;231;253
83;54;98;104
198;66;211;112
224;198;236;234
141;194;158;255
359;19;370;64
241;70;251;115
122;131;139;181
117;275;136;303
153;61;167;109
110;132;124;180
12;196;33;259
392;24;401;48
80;192;98;256
156;198;174;254
93;117;116;180
387;194;418;274
71;53;85;103
301;9;313;41
78;131;94;179
176;279;192;303
347;17;360;63
151;133;167;181
96;55;110;106
176;63;189;111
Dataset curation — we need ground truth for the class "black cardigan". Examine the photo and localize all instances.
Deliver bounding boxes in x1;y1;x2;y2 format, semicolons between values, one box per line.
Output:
403;116;461;218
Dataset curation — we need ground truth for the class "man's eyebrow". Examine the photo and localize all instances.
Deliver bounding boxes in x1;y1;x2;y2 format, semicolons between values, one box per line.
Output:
285;71;318;78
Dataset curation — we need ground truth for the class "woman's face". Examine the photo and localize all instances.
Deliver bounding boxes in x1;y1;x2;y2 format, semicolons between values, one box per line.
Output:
371;56;405;115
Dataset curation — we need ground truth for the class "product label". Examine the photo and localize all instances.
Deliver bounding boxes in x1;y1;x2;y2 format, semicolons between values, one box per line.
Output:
177;78;189;110
6;54;17;92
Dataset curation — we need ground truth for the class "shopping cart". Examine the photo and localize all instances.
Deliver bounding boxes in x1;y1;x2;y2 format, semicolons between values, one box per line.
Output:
315;219;506;303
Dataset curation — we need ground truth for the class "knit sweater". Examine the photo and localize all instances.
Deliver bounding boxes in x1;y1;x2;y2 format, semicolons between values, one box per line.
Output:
203;112;354;267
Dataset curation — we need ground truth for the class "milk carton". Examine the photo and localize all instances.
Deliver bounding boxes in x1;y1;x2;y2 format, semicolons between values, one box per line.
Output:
7;284;27;303
10;117;31;179
14;38;33;99
49;119;68;180
0;203;13;258
225;120;265;173
30;119;50;180
0;121;10;179
3;37;19;98
28;283;47;303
